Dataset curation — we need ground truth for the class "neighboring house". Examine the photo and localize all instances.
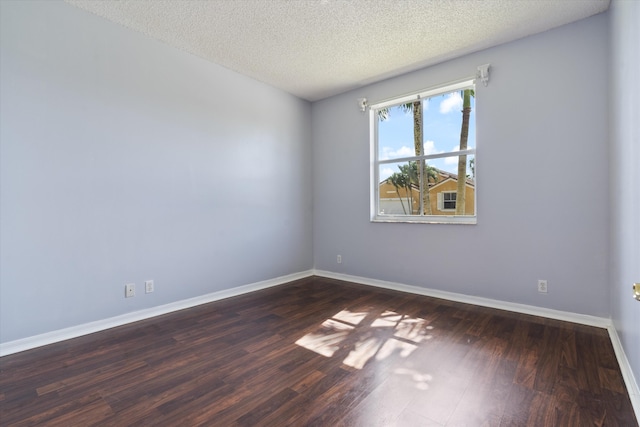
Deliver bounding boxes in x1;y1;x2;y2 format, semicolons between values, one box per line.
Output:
379;169;475;216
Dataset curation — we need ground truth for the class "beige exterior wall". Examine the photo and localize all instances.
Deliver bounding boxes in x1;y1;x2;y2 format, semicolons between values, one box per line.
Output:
379;181;419;214
379;173;475;216
430;179;475;216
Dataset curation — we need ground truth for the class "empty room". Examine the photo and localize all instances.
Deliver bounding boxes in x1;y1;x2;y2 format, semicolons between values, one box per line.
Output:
1;0;638;425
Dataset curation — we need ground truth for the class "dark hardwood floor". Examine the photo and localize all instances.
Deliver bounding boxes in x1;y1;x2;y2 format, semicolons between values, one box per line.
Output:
0;276;637;426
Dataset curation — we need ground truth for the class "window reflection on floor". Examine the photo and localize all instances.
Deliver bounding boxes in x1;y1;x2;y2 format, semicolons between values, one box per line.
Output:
295;309;434;370
294;318;354;358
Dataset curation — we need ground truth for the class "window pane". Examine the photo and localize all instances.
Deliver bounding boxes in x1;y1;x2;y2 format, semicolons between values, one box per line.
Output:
423;89;475;154
379;162;419;215
377;89;475;161
377;105;419;161
430;155;475;216
378;155;476;217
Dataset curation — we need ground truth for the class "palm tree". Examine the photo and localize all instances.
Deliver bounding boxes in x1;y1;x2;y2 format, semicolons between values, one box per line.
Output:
398;161;438;214
421;162;439;194
455;89;473;215
388;172;409;214
380;102;433;214
402;102;434;215
398;162;418;214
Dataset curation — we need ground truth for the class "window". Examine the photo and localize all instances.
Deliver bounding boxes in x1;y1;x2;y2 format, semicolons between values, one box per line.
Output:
370;79;476;224
438;191;456;211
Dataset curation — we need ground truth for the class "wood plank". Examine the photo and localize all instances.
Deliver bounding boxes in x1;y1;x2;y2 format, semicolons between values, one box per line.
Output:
0;277;636;426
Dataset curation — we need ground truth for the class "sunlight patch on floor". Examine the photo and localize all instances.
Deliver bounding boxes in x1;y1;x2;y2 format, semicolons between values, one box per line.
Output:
333;309;368;326
294;318;353;358
295;309;433;370
344;336;383;369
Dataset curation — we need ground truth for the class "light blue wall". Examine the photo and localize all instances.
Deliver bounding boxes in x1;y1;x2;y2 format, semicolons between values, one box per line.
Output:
0;1;313;343
312;14;610;317
2;1;632;377
609;0;640;399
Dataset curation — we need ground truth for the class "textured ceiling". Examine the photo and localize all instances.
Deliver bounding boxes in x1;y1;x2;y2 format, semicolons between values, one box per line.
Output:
65;0;609;101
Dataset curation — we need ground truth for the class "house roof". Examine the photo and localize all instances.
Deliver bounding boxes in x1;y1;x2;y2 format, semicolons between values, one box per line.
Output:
382;167;475;189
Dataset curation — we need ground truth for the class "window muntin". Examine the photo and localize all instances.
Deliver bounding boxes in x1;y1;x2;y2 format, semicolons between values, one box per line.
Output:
442;191;456;211
371;80;476;224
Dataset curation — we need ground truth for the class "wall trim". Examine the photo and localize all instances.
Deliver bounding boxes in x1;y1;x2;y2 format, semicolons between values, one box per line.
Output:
608;325;640;419
313;270;610;328
0;270;314;357
313;269;639;421
0;269;611;356
2;267;638;423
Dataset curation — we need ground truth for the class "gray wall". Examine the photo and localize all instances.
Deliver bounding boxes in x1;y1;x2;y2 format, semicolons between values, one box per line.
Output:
2;1;634;388
609;0;640;395
312;14;610;317
0;1;313;343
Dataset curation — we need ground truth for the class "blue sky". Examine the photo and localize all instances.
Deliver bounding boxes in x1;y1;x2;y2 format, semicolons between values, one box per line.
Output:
378;91;476;182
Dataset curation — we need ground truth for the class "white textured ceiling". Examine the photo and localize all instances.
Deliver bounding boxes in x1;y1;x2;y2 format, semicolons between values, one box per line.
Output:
65;0;609;101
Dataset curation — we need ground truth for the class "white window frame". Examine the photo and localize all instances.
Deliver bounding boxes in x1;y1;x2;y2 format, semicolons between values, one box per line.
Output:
438;191;457;212
370;78;477;224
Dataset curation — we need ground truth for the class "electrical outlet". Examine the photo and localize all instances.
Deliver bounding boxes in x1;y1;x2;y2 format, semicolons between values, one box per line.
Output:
125;283;135;298
145;280;154;294
538;279;548;294
337;254;342;264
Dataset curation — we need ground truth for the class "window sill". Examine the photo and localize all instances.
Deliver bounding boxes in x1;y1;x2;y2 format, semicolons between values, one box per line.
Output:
371;215;477;225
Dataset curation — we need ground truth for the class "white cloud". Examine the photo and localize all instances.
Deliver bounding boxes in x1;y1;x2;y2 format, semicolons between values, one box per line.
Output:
439;92;462;114
380;167;394;181
443;146;474;173
444;156;458;165
444;146;460;164
381;142;442;161
380;145;414;160
424;140;441;155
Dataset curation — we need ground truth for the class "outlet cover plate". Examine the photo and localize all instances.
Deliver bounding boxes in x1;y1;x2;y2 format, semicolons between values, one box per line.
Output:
125;283;135;298
538;279;548;294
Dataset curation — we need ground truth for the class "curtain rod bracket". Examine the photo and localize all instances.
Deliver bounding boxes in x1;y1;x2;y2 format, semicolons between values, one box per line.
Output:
477;64;490;87
357;97;368;112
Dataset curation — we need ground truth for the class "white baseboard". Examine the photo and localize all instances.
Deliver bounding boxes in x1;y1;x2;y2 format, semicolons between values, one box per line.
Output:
608;325;640;419
313;269;639;422
2;268;638;423
313;270;611;328
0;270;313;357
